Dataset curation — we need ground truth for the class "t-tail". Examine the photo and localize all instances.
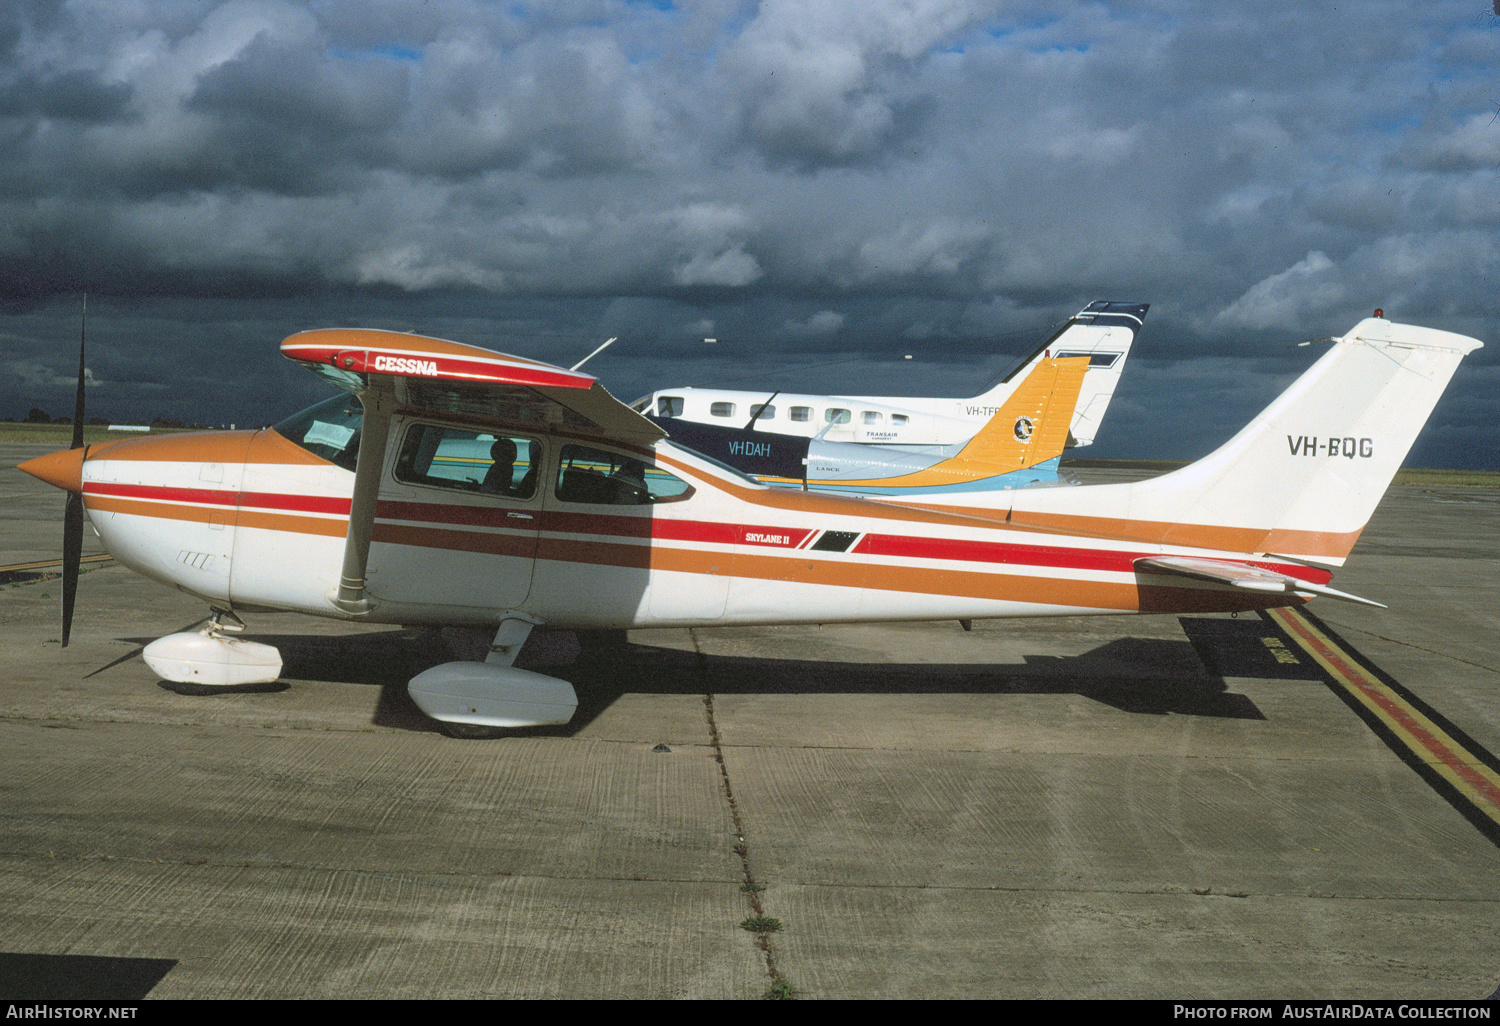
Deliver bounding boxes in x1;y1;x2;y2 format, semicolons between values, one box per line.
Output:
968;301;1148;447
1009;315;1483;568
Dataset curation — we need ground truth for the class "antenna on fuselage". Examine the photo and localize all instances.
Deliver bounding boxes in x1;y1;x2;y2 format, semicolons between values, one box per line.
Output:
571;336;619;372
744;391;781;431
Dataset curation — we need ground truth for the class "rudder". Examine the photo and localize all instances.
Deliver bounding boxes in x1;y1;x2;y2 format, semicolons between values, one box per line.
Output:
1132;316;1481;561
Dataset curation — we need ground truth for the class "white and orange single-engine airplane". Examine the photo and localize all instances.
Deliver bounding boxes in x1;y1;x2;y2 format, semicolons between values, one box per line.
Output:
19;313;1481;736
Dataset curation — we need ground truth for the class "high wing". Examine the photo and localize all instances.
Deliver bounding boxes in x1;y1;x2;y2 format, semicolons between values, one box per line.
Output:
280;328;663;614
281;328;664;446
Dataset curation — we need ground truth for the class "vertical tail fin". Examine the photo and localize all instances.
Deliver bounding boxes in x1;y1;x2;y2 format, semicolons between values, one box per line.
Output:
969;301;1147;447
949;356;1089;470
1011;316;1482;563
797;357;1091;493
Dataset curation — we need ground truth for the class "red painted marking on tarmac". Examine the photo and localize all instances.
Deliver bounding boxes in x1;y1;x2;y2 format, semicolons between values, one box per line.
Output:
1271;608;1500;814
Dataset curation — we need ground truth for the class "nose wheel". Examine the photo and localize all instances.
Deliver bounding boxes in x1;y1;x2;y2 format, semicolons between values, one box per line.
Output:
143;607;283;691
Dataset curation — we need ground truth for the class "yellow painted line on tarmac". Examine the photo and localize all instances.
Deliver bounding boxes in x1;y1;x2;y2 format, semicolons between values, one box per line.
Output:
0;553;113;574
1266;605;1500;835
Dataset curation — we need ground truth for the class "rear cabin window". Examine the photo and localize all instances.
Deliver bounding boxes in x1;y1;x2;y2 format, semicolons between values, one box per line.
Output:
891;414;909;426
394;424;540;499
862;411;883;425
555;445;694;505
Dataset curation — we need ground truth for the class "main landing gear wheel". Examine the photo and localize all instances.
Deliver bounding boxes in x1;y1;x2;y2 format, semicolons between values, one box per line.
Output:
438;721;511;740
408;614;578;737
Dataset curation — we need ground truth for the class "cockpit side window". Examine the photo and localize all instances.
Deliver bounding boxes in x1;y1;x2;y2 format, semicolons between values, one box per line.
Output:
273;393;365;471
394;424;540;499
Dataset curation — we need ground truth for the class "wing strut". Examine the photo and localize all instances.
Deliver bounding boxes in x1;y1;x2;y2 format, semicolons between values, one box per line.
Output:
334;379;395;615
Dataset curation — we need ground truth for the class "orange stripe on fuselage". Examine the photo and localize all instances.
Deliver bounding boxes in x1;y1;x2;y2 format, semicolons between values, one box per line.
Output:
657;450;1359;558
86;494;228;526
85;493;349;538
545;539;1281;613
88;428;330;465
86;428;1357;560
83;482;1295;614
821;496;1362;560
1003;508;1361;561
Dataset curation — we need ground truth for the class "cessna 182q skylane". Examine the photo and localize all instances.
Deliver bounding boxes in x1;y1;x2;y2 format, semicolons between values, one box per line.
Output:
19;314;1480;736
632;300;1146;450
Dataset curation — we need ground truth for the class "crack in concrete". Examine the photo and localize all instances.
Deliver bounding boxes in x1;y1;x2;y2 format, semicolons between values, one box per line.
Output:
1320;617;1500;676
691;627;791;998
5;849;1494;908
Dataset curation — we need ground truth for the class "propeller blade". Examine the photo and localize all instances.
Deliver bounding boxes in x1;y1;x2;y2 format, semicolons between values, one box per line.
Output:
62;293;86;648
71;293;86;450
61;491;82;647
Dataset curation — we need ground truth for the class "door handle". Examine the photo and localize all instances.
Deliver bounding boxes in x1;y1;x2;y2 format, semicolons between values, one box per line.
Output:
506;511;534;520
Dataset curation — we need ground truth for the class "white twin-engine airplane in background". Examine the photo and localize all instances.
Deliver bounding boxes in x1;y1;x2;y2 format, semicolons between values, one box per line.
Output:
631;300;1147;450
646;352;1091;498
20;312;1481;738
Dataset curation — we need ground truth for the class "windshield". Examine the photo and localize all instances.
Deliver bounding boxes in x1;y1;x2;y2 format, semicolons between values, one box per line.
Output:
273;392;365;471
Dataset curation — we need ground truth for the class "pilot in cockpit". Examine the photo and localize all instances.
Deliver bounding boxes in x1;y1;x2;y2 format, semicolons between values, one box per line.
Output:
482;438;518;494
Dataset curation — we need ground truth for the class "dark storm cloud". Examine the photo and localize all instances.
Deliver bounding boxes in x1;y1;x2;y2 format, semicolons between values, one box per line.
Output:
0;69;132;121
0;0;1495;466
187;32;410;174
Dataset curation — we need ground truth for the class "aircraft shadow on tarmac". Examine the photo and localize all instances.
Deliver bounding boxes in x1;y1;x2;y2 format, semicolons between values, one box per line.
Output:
114;614;1325;736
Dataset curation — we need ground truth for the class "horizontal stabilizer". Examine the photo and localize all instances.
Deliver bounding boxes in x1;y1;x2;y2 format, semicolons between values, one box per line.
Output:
1135;555;1386;608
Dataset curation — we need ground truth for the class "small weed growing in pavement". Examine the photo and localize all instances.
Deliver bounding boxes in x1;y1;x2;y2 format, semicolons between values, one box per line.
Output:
740;916;781;933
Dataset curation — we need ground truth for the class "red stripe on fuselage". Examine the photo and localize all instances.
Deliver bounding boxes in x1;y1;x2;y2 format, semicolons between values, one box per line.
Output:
855;530;1332;584
87;481;350;515
81;481;1321;582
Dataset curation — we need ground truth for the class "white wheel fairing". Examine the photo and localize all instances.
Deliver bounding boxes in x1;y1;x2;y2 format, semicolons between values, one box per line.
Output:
143;632;282;687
